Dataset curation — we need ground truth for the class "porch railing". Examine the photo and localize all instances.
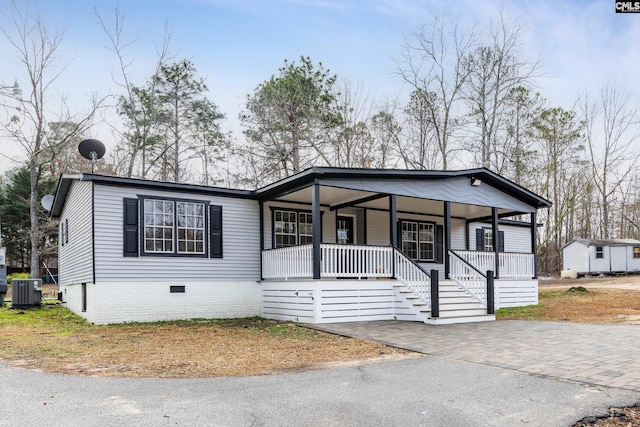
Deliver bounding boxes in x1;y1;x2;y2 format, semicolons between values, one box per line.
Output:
448;250;487;307
262;244;313;279
452;250;534;279
320;244;393;278
262;244;393;280
499;252;535;279
393;248;432;306
262;246;535;282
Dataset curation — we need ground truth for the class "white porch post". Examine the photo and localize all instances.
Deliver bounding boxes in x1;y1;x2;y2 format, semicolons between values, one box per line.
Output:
312;181;321;279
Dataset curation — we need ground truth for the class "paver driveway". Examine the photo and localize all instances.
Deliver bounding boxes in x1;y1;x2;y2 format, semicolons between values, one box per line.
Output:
309;320;640;391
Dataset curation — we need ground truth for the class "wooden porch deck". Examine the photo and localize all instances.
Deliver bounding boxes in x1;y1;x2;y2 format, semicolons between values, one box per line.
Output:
260;244;537;325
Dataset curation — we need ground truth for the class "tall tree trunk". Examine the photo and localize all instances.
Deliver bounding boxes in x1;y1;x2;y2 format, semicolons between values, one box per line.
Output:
29;158;39;278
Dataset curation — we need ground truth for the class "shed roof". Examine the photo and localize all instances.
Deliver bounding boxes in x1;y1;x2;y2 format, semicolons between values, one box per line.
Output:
565;238;640;248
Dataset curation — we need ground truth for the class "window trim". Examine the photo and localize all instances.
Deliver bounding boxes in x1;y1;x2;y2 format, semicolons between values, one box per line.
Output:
399;219;436;262
270;206;323;248
634;247;640;259
595;246;604;259
139;195;210;258
483;228;493;252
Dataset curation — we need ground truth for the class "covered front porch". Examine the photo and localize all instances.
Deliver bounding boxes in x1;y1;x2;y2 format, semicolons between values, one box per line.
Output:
256;168;549;324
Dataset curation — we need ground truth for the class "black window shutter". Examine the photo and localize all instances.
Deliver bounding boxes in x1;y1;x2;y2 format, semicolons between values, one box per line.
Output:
123;198;139;257
435;225;444;263
210;205;223;258
498;231;505;252
396;220;402;249
476;228;485;251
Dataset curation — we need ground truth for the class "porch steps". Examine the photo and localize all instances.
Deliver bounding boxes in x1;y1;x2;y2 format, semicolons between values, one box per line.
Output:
394;280;495;325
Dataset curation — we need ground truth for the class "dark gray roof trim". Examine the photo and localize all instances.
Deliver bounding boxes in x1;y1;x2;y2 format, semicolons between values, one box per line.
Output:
256;167;552;209
51;167;552;218
51;173;253;218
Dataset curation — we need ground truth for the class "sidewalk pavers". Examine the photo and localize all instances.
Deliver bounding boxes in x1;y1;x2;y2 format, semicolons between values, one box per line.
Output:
309;320;640;392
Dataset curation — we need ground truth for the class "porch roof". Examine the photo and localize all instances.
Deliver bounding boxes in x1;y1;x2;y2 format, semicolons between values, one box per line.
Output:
256;167;551;216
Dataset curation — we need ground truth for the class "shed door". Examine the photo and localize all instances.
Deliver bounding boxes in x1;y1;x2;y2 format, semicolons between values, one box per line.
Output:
611;246;627;272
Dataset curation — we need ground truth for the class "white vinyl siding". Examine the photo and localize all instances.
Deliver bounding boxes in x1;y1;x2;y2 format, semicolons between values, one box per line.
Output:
93;184;260;282
468;222;531;253
58;180;93;285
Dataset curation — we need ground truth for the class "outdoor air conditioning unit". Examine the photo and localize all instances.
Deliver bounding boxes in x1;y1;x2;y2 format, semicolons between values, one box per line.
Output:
11;279;42;308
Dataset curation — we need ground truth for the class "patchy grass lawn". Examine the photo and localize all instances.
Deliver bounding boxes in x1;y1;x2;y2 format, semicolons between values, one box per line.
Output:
497;287;640;324
0;305;416;378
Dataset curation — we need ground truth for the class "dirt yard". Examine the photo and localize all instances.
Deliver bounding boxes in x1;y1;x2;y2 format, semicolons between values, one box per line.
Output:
0;306;417;378
496;275;640;325
540;274;640;291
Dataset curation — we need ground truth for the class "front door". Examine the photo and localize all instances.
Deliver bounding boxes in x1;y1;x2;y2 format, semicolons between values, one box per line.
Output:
337;216;355;244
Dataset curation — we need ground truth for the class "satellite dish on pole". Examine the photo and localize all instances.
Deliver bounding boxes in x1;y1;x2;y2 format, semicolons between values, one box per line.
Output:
41;194;54;212
78;139;106;173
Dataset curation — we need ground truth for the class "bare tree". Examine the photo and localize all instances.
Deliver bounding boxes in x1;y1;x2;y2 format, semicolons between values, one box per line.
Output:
398;89;441;169
528;106;585;272
579;83;640;239
395;15;475;170
369;100;402;169
332;80;378;168
463;12;540;170
0;1;101;276
96;6;172;178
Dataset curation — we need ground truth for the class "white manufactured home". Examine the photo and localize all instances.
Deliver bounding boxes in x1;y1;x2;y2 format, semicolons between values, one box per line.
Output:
51;167;551;325
562;238;640;275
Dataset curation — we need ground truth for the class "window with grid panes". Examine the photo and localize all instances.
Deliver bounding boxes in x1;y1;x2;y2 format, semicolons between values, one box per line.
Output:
144;199;175;253
143;199;206;255
176;202;205;254
401;220;436;262
418;223;435;261
274;210;298;247
401;221;418;259
484;229;493;252
299;212;313;244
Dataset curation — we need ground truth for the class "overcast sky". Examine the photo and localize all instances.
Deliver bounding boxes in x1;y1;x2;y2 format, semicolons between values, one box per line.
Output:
0;0;638;173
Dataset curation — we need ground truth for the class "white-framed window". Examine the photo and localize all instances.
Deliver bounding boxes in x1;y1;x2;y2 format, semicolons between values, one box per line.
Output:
401;220;435;262
273;209;314;248
595;246;604;259
176;202;205;254
143;198;206;255
419;223;435;261
484;229;493;252
634;247;640;259
299;212;313;244
274;210;297;247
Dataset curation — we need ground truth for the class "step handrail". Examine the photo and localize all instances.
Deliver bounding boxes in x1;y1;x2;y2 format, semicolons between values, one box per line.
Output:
448;249;488;307
392;248;432;306
449;250;487;278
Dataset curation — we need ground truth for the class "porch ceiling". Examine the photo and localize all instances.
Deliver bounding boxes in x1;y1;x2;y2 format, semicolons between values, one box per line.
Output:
274;185;508;219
